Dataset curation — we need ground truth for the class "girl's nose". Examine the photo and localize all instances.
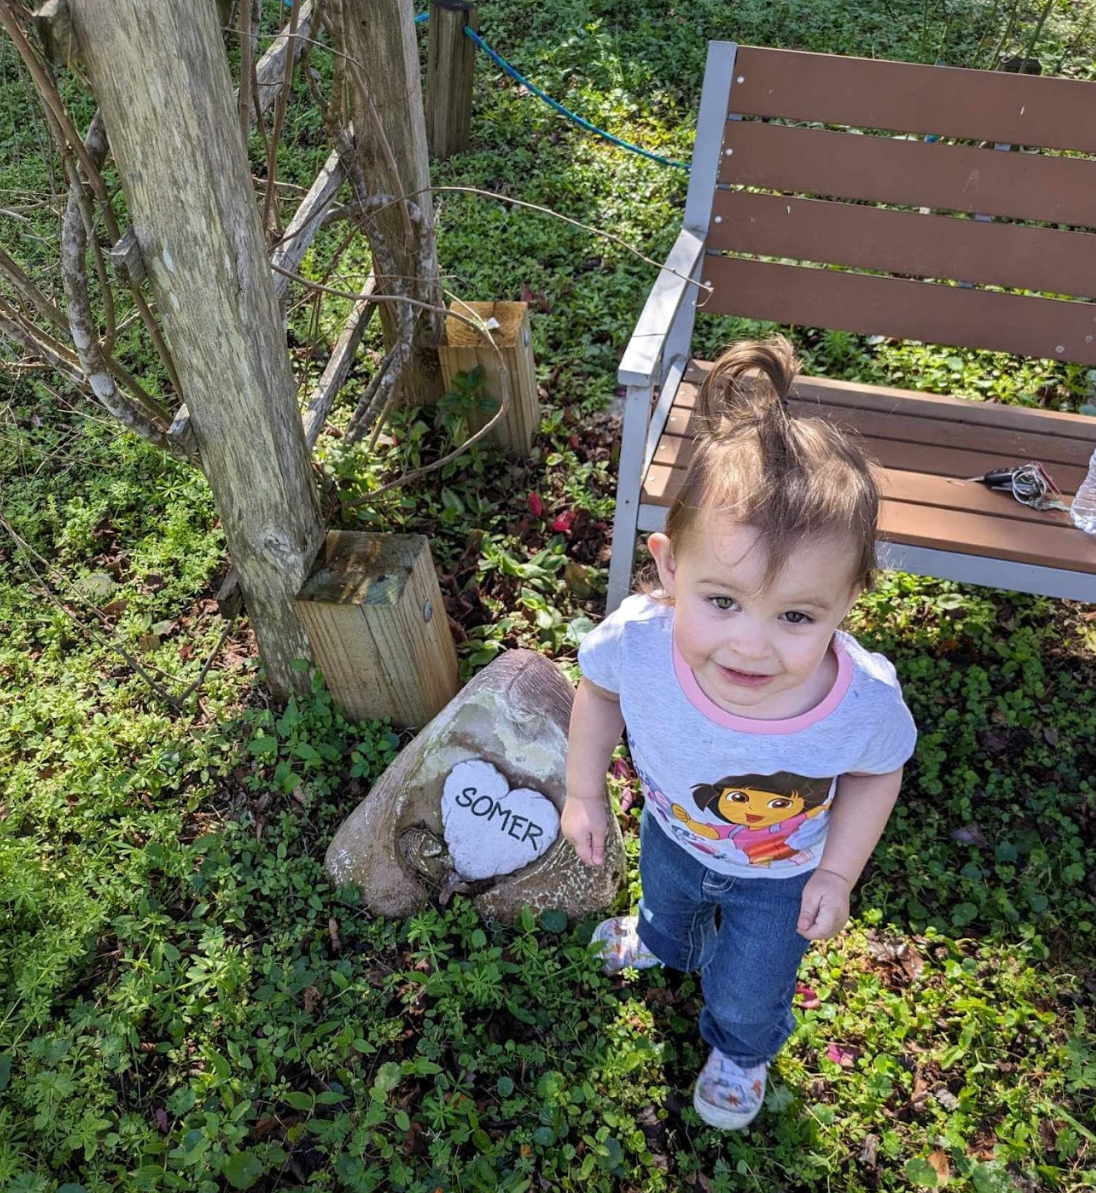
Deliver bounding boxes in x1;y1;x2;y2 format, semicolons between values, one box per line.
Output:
732;623;769;661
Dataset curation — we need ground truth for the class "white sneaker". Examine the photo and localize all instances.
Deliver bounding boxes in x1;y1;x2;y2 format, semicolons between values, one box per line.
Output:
693;1048;768;1130
591;915;663;974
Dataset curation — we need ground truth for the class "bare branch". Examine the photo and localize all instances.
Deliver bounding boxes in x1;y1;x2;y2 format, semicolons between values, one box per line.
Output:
251;0;313;123
261;0;304;239
61;164;197;462
0;1;111;209
344;343;398;443
0;302;85;384
270;148;345;300
0;243;67;331
303;279;376;448
237;0;253;145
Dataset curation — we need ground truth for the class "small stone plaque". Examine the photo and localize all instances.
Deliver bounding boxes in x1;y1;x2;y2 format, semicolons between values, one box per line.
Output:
441;759;559;880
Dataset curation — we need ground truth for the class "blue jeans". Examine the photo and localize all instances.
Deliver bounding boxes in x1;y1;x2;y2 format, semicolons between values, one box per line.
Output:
635;807;814;1067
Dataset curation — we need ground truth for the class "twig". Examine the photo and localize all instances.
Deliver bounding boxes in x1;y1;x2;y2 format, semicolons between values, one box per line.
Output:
367;183;712;296
237;0;253;146
270;148;345;299
344;344;396;442
262;0;303;240
302;282;376;448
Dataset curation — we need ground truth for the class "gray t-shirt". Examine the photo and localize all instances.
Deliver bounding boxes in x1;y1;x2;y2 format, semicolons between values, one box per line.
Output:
578;594;918;878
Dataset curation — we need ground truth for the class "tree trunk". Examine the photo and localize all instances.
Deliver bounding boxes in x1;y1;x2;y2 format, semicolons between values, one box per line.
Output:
330;0;445;405
69;0;324;700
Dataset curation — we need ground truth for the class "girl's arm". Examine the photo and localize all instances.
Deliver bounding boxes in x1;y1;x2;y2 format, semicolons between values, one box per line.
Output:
797;767;903;940
562;678;625;866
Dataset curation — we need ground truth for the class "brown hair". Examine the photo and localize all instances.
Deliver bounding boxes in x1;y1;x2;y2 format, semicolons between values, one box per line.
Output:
660;335;879;590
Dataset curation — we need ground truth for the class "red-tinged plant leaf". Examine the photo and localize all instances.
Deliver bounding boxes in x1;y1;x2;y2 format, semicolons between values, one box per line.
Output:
610;758;633;781
950;822;987;847
551;509;577;533
825;1043;859;1067
528;492;544;518
155;1108;169;1133
796;982;822;1009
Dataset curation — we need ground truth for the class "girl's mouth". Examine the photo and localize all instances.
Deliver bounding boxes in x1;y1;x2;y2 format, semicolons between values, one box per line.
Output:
717;664;775;689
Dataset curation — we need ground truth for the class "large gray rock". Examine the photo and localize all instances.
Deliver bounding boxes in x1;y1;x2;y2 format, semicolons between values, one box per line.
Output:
325;649;625;922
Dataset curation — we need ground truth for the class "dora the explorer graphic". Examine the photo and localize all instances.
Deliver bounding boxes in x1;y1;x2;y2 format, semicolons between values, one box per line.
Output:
671;771;835;866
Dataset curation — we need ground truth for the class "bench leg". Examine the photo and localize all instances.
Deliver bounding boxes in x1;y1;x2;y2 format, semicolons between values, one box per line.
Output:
607;383;653;613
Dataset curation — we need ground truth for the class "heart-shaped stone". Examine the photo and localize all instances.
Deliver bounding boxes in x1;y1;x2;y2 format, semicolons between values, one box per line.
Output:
441;758;560;881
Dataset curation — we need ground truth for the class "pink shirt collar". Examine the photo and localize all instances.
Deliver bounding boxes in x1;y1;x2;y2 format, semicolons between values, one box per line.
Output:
671;633;853;735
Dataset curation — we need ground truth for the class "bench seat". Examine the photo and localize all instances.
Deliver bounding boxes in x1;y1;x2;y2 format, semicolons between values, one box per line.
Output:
606;41;1096;609
638;362;1096;600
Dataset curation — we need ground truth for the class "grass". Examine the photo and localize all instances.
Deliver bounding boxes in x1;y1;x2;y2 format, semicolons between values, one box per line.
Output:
2;0;1096;1190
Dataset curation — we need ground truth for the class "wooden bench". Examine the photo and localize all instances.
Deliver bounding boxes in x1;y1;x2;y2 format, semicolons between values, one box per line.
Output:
608;41;1096;611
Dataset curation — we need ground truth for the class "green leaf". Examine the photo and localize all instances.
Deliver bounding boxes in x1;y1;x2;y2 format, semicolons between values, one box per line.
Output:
533;1126;556;1146
0;1056;10;1094
223;1152;264;1190
904;1158;939;1187
248;736;278;755
497;1076;515;1097
290;657;310;672
951;903;979;927
284;1091;314;1110
373;1061;401;1093
393;1109;411;1131
540;909;568;934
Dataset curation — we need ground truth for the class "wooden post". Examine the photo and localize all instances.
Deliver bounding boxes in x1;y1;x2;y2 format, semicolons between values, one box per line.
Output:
330;0;445;406
439;301;540;455
297;532;459;729
69;0;324;700
426;0;477;160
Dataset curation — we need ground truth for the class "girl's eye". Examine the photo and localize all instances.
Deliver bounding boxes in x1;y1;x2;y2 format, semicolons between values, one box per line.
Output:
768;798;792;809
709;596;738;611
783;611;814;625
727;790;749;803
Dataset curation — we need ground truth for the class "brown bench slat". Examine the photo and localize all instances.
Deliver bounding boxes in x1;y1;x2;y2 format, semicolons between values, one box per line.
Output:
669;382;1096;471
731;47;1096;153
646;450;1073;525
664;405;1094;480
677;365;1096;439
651;431;1088;507
708;191;1096;300
717;122;1096;227
702;256;1096;366
643;460;1096;574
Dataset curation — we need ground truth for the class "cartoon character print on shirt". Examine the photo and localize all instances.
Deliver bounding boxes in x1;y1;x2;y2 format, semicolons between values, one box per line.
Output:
671;771;835;866
634;765;723;856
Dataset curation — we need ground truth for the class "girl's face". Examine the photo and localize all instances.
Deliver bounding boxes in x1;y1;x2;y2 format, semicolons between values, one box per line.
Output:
718;786;803;827
649;511;861;719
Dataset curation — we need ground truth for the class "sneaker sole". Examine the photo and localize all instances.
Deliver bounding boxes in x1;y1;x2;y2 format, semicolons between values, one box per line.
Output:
692;1085;762;1131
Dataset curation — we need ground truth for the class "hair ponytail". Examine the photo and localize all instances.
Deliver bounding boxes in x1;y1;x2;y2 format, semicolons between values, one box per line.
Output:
694;335;799;438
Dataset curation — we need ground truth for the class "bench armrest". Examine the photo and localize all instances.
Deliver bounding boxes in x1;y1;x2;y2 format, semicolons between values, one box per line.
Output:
618;227;706;388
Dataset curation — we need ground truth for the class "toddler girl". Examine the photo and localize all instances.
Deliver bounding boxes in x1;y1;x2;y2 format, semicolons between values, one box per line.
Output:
562;337;917;1131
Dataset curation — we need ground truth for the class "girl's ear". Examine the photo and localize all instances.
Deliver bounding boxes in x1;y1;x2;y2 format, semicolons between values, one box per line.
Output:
647;532;677;596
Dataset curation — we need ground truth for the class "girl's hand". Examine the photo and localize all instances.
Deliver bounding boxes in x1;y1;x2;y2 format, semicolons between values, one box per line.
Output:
797;868;852;941
562;794;609;867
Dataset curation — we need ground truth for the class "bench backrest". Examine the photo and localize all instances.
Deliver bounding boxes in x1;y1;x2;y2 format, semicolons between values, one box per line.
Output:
695;44;1096;366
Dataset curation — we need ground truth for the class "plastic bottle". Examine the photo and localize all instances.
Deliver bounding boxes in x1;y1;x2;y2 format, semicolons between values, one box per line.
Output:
1070;446;1096;534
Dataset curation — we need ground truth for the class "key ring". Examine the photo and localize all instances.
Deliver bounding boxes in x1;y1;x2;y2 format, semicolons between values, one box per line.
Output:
969;463;1069;512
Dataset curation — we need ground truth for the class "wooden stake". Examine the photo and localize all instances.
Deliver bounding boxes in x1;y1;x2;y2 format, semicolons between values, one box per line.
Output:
439;300;540;455
426;0;477;160
297;532;459;729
